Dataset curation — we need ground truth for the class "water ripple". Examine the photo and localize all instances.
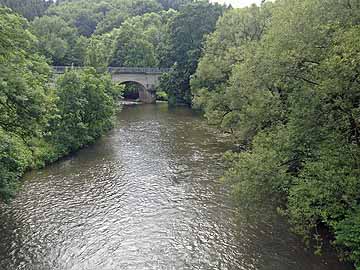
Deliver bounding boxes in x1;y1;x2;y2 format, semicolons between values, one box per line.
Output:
0;104;351;270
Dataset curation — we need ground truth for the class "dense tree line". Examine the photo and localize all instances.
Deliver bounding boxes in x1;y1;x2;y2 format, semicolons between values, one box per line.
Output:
192;0;360;267
0;7;121;201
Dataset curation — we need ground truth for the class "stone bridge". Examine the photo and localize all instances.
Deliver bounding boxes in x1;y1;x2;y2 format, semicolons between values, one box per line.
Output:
53;66;170;103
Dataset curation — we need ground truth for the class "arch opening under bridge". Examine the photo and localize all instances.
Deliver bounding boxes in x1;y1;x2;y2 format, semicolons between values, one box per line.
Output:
119;81;148;102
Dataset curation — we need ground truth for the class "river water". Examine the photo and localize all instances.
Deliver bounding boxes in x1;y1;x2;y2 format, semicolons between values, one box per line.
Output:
0;104;352;270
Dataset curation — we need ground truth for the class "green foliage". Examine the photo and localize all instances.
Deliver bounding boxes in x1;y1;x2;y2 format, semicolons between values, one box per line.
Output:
94;0;162;34
85;33;114;68
110;11;176;67
0;7;53;200
192;4;276;140
123;0;162;16
112;33;156;67
48;68;117;155
159;66;192;105
0;0;53;20
192;4;272;93
193;0;360;266
46;0;107;37
223;126;291;207
1;0;360;267
335;206;360;267
156;91;168;101
0;8;120;201
0;7;53;141
159;1;225;106
31;15;87;65
94;9;128;35
47;0;162;37
0;130;32;202
156;0;192;10
1;68;121;185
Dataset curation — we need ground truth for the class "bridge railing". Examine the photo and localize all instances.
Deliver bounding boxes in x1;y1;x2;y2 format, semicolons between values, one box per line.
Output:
108;67;170;73
52;66;83;73
52;66;170;74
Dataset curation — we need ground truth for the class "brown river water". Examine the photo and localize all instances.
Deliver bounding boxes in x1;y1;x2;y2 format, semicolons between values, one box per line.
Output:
0;104;353;270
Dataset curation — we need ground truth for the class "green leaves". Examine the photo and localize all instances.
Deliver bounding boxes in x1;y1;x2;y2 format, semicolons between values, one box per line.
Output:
0;0;53;20
192;0;360;265
0;8;120;202
335;206;360;267
0;130;32;202
110;11;174;67
192;4;276;140
46;0;162;37
192;5;272;93
0;7;52;140
85;33;113;68
159;1;225;106
31;15;86;65
48;68;117;155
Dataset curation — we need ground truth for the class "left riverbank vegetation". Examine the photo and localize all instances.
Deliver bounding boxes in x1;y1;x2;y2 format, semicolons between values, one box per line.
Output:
1;0;359;267
0;6;122;202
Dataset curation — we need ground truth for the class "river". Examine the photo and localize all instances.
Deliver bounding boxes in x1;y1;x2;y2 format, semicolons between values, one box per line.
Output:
0;104;352;270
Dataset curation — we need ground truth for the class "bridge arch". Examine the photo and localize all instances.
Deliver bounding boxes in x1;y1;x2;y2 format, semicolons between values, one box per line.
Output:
111;73;160;103
118;81;149;101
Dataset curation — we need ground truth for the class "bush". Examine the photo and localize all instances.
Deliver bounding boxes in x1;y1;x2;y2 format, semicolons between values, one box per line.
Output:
0;67;120;202
335;207;360;268
156;90;168;101
48;68;117;156
0;131;32;201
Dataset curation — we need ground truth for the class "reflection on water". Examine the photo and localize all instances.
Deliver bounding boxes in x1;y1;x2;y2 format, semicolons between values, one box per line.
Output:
0;104;352;270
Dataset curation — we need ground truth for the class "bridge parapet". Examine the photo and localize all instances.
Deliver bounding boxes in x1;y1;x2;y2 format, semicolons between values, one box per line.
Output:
52;66;170;74
53;66;83;74
108;67;170;74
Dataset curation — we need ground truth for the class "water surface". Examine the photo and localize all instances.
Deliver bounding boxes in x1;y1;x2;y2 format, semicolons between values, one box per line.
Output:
0;104;351;270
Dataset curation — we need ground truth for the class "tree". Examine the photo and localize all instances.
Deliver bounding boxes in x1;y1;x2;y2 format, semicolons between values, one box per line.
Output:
31;15;86;65
46;0;108;37
0;0;53;20
156;0;192;10
110;11;176;67
0;7;52;142
191;4;274;139
192;5;271;93
85;33;114;68
47;0;163;37
94;9;129;35
48;68;118;155
0;7;53;200
159;1;225;106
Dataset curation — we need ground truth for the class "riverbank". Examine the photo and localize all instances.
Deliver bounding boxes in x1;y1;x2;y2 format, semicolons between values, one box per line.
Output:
0;68;121;202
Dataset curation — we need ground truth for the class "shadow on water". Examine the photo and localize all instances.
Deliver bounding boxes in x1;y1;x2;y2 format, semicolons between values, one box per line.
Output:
0;103;353;270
